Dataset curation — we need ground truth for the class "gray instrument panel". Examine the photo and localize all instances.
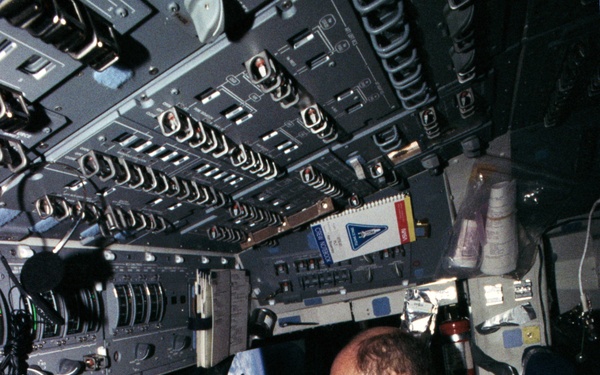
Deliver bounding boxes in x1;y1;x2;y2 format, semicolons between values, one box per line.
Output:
0;0;599;373
0;244;232;374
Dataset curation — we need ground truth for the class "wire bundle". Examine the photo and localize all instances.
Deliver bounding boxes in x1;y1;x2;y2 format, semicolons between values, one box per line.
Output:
0;309;34;375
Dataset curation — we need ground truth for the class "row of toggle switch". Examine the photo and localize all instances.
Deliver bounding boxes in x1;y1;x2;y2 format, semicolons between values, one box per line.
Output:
444;0;476;83
78;150;230;209
36;195;101;223
300;104;338;143
157;106;284;180
245;51;300;109
34;194;168;235
245;51;339;143
103;205;167;234
230;144;283;180
157;106;235;159
230;200;283;227
352;0;435;111
207;225;247;244
300;165;345;198
0;0;119;71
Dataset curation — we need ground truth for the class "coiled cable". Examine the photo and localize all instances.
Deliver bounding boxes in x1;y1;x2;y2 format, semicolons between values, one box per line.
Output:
0;308;34;375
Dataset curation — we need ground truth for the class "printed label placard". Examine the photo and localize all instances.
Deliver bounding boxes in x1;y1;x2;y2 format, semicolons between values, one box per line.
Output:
311;194;416;264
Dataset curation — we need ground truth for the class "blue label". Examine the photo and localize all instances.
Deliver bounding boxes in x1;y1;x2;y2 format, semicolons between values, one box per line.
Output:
304;297;323;306
279;316;301;327
311;224;333;265
502;328;523;348
372;297;392;317
346;223;388;250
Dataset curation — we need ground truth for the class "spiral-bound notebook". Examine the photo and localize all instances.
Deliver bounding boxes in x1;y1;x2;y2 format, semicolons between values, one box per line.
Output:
311;194;416;264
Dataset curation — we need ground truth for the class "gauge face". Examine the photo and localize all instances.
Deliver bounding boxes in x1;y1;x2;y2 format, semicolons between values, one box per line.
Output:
114;284;133;328
64;291;84;335
147;283;165;323
82;289;102;333
39;291;61;339
131;284;148;324
113;283;164;328
63;288;103;335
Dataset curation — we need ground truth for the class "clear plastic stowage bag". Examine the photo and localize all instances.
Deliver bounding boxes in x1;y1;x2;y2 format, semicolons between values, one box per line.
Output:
442;155;574;280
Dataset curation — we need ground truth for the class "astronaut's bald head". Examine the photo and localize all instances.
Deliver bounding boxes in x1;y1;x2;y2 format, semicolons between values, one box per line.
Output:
330;326;431;375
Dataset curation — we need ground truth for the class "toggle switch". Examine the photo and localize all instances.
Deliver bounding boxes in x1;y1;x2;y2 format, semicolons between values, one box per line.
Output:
135;343;155;360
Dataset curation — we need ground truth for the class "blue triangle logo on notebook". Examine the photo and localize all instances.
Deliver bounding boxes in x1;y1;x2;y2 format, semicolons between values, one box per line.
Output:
346;223;389;251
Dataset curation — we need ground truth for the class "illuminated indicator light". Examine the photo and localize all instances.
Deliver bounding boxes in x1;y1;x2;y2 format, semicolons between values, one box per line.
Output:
235;113;253;125
336;89;355;102
172;155;189;166
230;177;244;185
133;140;153;152
201;89;220;104
0;40;16;60
115;133;138;147
224;106;244;120
284;145;299;154
103;187;116;196
168;202;183;211
307;53;330;70
276;141;293;151
223;174;236;183
149;198;163;206
293;33;315;49
161;151;179;162
204;168;220;177
261;130;279;141
147;146;166;157
256;193;269;201
196;164;211;173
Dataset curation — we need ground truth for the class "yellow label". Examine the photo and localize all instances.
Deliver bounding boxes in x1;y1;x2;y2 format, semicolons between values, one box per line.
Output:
522;325;541;345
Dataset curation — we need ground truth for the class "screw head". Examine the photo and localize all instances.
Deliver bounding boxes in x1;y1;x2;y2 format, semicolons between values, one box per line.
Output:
115;7;128;17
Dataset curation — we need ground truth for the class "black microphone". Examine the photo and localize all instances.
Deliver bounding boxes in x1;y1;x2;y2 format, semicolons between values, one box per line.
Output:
20;215;82;294
20;251;65;294
0;255;64;325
